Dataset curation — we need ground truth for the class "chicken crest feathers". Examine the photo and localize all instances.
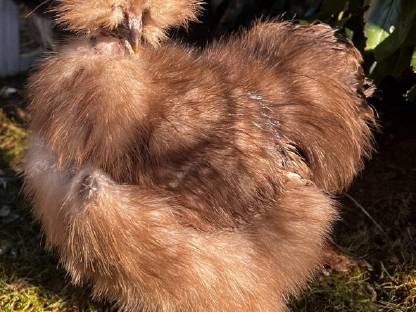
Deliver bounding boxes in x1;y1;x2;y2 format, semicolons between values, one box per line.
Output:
55;0;203;45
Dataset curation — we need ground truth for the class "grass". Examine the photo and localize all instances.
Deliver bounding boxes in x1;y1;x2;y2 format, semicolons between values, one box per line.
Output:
0;76;100;311
1;75;415;311
0;180;99;312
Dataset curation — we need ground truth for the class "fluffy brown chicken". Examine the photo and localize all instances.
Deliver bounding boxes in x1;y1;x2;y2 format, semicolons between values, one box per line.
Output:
24;0;376;311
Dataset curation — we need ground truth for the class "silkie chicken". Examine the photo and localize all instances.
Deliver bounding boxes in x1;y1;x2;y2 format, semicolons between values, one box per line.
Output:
24;0;377;311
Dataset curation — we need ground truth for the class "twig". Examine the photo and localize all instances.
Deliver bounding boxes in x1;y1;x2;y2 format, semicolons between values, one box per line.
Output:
344;193;388;237
0;176;22;189
24;0;52;18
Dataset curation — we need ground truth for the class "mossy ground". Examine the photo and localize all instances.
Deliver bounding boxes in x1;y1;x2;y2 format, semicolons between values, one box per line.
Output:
0;75;415;311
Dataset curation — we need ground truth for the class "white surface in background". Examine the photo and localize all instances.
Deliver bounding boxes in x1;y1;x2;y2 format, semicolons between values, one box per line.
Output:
0;0;42;77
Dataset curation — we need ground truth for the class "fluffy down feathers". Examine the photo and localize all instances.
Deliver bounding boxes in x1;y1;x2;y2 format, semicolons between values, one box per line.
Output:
25;20;376;311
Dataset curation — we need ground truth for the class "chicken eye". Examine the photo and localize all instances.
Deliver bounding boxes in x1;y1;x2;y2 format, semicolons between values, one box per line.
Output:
111;4;123;12
90;36;97;46
142;8;151;24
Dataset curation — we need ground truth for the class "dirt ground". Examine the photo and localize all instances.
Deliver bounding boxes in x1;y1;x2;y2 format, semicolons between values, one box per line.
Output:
293;108;416;311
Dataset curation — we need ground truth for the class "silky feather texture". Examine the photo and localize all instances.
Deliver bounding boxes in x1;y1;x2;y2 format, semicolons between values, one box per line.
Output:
55;0;202;46
25;21;376;311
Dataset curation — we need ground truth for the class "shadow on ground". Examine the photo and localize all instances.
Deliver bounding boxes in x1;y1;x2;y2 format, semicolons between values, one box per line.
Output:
292;110;416;311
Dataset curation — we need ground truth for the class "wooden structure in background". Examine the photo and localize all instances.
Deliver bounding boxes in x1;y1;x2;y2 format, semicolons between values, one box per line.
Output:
0;0;39;77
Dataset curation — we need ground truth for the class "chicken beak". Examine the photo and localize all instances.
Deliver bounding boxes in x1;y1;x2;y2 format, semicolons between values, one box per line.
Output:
127;14;143;53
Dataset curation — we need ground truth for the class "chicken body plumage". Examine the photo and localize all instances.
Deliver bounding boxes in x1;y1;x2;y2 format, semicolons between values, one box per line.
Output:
25;20;376;311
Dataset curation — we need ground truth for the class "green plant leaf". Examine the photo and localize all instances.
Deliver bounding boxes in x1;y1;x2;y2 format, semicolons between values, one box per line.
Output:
369;47;413;81
365;0;401;51
411;48;416;73
406;84;416;102
372;0;416;60
365;24;393;51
